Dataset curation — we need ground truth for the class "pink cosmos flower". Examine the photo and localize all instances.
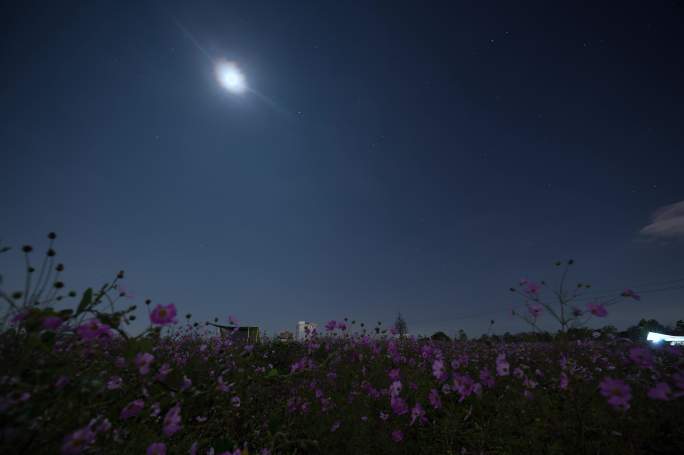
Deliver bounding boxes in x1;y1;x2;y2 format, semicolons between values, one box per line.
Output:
106;376;123;390
120;399;145;419
428;388;442;409
525;282;541;294
479;368;495;388
560;372;569;390
587;302;607;317
147;442;166;455
621;289;641;300
231;396;241;408
150;304;177;325
527;304;543;318
325;320;337;331
389;380;402;398
61;426;96;454
432;359;446;381
76;319;112;341
337;322;347;331
496;353;510;376
228;315;239;325
410;402;427;426
391;429;404;442
330;420;341;432
599;377;632;411
42;316;63;331
390;396;409;415
155;363;173;381
647;382;671;401
135;352;155;375
388;368;400;381
628;346;654;369
180;376;193;391
162;403;182;437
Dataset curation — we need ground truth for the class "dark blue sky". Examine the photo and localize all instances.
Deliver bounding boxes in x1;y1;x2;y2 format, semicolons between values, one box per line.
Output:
1;1;683;336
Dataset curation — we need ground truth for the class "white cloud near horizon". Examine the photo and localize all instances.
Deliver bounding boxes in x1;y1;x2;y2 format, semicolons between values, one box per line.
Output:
640;200;684;239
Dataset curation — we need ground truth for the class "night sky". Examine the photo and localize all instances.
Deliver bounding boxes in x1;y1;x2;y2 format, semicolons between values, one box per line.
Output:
1;1;683;337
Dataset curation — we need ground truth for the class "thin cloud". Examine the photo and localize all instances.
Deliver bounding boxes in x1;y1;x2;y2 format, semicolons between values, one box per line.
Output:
640;200;684;239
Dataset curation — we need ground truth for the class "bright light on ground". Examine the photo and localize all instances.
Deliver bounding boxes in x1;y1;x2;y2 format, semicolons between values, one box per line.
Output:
647;331;684;346
215;60;247;94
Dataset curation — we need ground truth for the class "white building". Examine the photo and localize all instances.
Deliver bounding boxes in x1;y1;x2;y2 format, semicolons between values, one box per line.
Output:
296;321;317;340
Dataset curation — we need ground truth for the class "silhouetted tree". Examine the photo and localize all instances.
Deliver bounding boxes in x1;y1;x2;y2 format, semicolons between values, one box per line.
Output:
431;331;451;342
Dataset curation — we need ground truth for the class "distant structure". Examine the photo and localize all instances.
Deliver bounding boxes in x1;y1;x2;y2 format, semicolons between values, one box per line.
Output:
296;321;317;340
647;332;684;346
277;330;294;343
217;324;260;344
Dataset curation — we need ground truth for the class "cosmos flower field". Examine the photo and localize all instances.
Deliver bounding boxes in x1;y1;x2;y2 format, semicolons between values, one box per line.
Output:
1;237;683;454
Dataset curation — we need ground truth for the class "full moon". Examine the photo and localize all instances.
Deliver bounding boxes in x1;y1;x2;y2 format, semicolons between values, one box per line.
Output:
215;60;247;94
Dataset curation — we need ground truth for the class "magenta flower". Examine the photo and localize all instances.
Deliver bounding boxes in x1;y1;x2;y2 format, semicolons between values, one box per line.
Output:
599;377;632;411
325;320;337;331
621;288;641;300
389;380;402;398
180;376;193;391
628;346;654;369
155;363;173;381
647;382;672;401
76;319;112;341
120;399;145;419
42;316;63;331
428;388;442;409
61;426;96;454
390;396;409;415
391;429;404;442
337;321;347;331
432;359;446;381
135;352;155;375
479;368;495;388
525;282;541;294
410;402;427;425
560;372;569;390
106;376;123;390
587;302;607;317
162;403;182;437
388;368;400;381
496;353;510;376
150;304;177;325
228;315;239;326
527;304;543;318
231;396;241;408
147;442;166;455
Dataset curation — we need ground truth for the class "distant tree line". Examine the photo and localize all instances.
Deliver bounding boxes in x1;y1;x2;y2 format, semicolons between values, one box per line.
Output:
429;319;684;343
